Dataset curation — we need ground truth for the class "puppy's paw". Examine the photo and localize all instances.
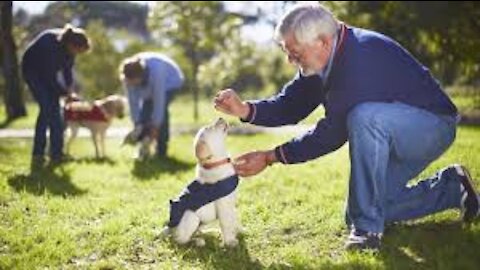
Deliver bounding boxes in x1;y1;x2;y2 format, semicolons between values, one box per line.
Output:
236;225;246;235
223;238;239;248
154;226;172;240
194;237;206;247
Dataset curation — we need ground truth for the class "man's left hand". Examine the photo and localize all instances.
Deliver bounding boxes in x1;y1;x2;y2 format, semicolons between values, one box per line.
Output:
233;150;276;177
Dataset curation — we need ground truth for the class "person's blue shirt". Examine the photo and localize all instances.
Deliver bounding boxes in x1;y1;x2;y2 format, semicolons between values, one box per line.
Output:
242;24;458;164
125;52;184;127
21;29;74;96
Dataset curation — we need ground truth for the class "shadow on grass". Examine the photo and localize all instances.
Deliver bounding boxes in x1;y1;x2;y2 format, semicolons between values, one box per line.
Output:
378;220;480;269
7;163;87;197
71;156;117;166
166;235;268;270
0;118;13;129
132;156;193;180
163;234;333;270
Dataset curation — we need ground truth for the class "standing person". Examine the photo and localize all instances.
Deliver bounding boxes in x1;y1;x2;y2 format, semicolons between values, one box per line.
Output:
119;52;184;159
214;3;479;251
21;23;91;165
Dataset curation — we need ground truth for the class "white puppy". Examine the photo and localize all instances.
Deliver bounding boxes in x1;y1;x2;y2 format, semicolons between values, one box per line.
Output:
163;117;242;247
64;94;127;158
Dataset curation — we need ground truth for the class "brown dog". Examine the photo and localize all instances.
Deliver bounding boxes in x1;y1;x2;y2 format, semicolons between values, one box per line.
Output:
64;94;127;158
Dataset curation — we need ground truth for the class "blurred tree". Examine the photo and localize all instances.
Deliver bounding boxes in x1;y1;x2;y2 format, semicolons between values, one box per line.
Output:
149;1;244;121
0;1;26;122
198;35;296;97
18;1;149;41
75;20;123;99
334;1;480;85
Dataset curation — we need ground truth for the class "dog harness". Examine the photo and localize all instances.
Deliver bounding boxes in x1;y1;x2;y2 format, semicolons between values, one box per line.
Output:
168;174;239;228
64;104;108;122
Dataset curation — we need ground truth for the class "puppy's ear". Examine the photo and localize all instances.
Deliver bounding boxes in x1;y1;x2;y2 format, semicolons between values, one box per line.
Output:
101;100;115;116
195;140;212;161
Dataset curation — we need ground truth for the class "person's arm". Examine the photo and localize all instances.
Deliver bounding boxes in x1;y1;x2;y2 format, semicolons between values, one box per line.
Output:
234;115;348;177
233;149;278;177
62;61;74;92
150;65;168;128
39;41;70;96
125;84;142;126
274;115;348;164
242;74;325;127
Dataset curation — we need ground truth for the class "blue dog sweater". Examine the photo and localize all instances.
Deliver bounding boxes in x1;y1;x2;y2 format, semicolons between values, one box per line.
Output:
168;174;239;228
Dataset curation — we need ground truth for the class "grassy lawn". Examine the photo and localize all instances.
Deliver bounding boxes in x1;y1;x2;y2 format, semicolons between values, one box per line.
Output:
1;126;479;269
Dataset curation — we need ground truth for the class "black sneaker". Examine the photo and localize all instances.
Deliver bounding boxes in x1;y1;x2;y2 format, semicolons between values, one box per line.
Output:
452;164;480;223
345;228;381;251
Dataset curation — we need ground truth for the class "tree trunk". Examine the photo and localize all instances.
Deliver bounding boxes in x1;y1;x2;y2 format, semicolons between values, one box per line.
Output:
0;1;26;122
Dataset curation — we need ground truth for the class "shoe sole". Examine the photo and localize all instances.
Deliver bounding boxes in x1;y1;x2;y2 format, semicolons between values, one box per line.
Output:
455;165;479;222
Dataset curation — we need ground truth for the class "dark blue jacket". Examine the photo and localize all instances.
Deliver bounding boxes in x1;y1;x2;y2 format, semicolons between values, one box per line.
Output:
243;24;457;164
168;175;239;228
21;29;74;96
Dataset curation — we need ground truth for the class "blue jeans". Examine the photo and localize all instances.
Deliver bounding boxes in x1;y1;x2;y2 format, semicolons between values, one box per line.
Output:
24;74;64;159
139;91;173;157
345;102;459;233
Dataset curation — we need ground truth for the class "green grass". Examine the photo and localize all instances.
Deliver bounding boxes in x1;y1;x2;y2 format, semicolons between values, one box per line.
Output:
1;126;480;269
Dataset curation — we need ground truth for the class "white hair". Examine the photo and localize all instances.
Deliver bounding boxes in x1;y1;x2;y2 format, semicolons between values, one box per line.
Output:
274;3;339;45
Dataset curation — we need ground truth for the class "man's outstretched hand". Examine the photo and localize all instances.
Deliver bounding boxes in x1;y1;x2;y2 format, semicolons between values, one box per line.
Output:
233;150;277;177
213;89;250;119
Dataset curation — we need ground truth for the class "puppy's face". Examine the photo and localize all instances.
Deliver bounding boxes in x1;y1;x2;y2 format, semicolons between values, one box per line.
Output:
194;118;229;164
102;95;127;119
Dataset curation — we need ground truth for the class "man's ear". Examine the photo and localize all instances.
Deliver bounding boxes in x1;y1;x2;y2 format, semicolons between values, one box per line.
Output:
195;140;212;161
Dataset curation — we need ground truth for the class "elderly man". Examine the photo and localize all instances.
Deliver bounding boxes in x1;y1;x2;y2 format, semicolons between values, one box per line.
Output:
214;3;479;251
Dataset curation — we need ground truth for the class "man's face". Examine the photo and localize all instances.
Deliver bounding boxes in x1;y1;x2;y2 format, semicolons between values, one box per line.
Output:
282;33;332;76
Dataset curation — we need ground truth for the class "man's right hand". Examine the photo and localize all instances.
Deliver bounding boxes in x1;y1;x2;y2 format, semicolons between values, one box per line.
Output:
213;89;250;119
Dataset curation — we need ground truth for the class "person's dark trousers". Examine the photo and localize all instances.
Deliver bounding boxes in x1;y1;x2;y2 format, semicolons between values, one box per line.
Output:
157;91;173;157
24;74;64;160
138;91;173;158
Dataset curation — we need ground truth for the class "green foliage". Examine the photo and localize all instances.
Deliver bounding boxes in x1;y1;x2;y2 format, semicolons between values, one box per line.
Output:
148;1;245;120
75;21;123;99
197;34;296;97
21;1;148;41
335;1;480;85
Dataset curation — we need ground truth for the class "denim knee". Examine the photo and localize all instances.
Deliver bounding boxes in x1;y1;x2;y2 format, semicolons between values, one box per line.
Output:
347;102;382;133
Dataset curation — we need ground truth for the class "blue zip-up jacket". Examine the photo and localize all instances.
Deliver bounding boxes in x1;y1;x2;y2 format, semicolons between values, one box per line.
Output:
125;52;184;127
21;29;74;96
168;175;239;228
243;24;458;164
